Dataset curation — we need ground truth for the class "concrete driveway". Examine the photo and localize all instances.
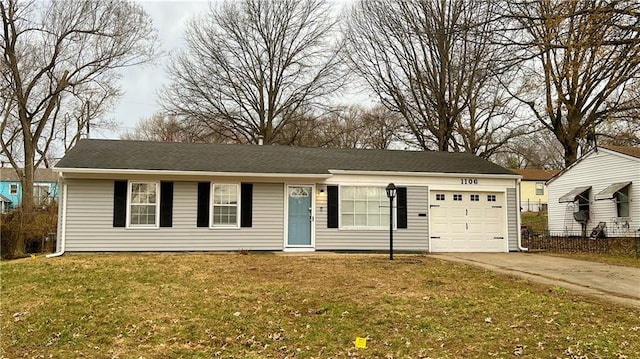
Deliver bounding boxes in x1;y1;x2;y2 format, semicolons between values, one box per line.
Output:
428;253;640;307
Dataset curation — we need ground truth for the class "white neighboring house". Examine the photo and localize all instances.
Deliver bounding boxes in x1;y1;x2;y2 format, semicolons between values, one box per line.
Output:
547;146;640;237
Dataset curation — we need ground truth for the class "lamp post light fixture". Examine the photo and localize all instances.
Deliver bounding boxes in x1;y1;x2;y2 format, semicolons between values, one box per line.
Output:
385;183;397;260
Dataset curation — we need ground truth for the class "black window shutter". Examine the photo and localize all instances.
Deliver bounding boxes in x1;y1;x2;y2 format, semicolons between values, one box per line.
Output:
197;182;210;227
240;183;253;228
397;187;408;229
327;185;339;228
113;180;127;227
160;181;174;227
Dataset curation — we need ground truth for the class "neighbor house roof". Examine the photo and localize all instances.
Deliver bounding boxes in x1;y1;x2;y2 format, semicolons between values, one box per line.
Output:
602;145;640;159
0;167;58;182
509;168;560;181
55;139;515;176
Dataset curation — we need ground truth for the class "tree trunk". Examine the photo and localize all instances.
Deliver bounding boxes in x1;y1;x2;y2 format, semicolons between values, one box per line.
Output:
558;133;579;168
14;141;36;258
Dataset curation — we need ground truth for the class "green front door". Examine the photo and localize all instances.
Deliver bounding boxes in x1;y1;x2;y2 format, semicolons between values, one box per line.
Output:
287;186;312;246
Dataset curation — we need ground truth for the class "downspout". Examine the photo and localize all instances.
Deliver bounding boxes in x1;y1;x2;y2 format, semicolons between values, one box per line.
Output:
516;177;528;251
47;181;67;258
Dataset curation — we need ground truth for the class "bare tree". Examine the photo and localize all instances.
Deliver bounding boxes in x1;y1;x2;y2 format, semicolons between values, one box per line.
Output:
1;0;156;257
161;0;345;145
280;105;403;149
121;113;227;143
493;128;565;169
346;0;520;156
500;0;640;166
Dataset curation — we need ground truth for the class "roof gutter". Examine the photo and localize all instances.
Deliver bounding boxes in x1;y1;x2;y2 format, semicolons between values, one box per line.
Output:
46;182;67;258
328;169;521;179
54;167;332;179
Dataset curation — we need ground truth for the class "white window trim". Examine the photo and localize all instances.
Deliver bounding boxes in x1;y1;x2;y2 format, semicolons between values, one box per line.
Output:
126;181;160;229
9;183;18;195
535;182;544;195
210;183;241;229
338;185;396;231
615;190;630;218
33;183;52;205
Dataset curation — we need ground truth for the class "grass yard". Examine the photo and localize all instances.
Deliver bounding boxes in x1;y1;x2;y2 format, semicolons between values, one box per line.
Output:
521;212;548;233
2;253;640;358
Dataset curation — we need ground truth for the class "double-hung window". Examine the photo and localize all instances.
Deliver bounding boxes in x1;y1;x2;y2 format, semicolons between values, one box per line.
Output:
340;186;390;228
535;182;544;195
616;186;630;218
33;184;51;205
128;182;159;228
212;184;239;227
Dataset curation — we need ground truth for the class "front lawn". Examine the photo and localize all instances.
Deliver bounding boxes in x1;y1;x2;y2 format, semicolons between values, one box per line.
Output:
2;253;639;358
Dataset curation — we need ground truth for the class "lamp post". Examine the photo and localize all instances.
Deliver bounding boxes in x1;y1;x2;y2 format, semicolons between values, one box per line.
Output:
385;183;396;260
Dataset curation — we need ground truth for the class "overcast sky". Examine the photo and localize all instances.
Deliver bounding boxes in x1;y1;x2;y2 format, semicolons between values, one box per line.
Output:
100;1;212;139
99;0;365;140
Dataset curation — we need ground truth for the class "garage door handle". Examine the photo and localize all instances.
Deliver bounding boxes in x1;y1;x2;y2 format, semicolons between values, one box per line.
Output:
492;206;502;208
430;236;441;239
430;205;440;208
493;237;504;239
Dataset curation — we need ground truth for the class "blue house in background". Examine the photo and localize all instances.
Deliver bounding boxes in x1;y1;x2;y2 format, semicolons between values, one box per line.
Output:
0;168;59;212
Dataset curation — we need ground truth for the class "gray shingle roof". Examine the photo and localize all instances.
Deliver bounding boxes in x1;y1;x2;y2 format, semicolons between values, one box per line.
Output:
0;168;58;182
55;139;515;176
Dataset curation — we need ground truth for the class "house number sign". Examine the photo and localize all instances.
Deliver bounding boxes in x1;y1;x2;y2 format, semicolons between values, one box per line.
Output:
460;178;479;185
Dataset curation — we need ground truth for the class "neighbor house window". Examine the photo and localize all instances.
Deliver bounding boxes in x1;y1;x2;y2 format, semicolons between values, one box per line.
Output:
616;186;630;218
436;194;445;201
128;182;159;227
453;194;462;201
470;194;479;201
212;184;239;227
9;184;18;195
341;186;390;228
33;184;51;205
487;195;496;202
535;182;544;195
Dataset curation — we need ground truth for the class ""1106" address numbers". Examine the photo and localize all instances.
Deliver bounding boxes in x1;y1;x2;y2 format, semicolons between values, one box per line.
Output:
460;178;478;185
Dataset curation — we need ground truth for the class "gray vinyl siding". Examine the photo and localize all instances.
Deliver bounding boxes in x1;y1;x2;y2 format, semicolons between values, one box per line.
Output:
64;179;284;251
507;187;519;251
315;186;429;251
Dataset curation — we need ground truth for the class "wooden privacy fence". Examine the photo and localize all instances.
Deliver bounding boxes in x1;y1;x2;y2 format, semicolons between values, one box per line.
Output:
522;231;640;258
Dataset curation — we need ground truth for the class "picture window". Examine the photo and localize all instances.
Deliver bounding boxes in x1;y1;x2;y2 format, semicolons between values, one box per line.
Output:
341;186;390;228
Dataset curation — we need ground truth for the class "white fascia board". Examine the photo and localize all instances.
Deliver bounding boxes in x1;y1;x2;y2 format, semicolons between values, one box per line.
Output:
54;167;331;179
327;169;521;179
600;147;640;162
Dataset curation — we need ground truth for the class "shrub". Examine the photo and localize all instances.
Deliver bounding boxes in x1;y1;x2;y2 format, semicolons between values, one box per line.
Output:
1;204;58;259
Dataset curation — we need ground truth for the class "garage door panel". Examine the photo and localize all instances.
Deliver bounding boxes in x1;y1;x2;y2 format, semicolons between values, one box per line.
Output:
484;224;501;236
430;190;506;252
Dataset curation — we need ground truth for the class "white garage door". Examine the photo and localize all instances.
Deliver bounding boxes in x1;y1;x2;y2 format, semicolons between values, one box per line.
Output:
430;191;506;252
